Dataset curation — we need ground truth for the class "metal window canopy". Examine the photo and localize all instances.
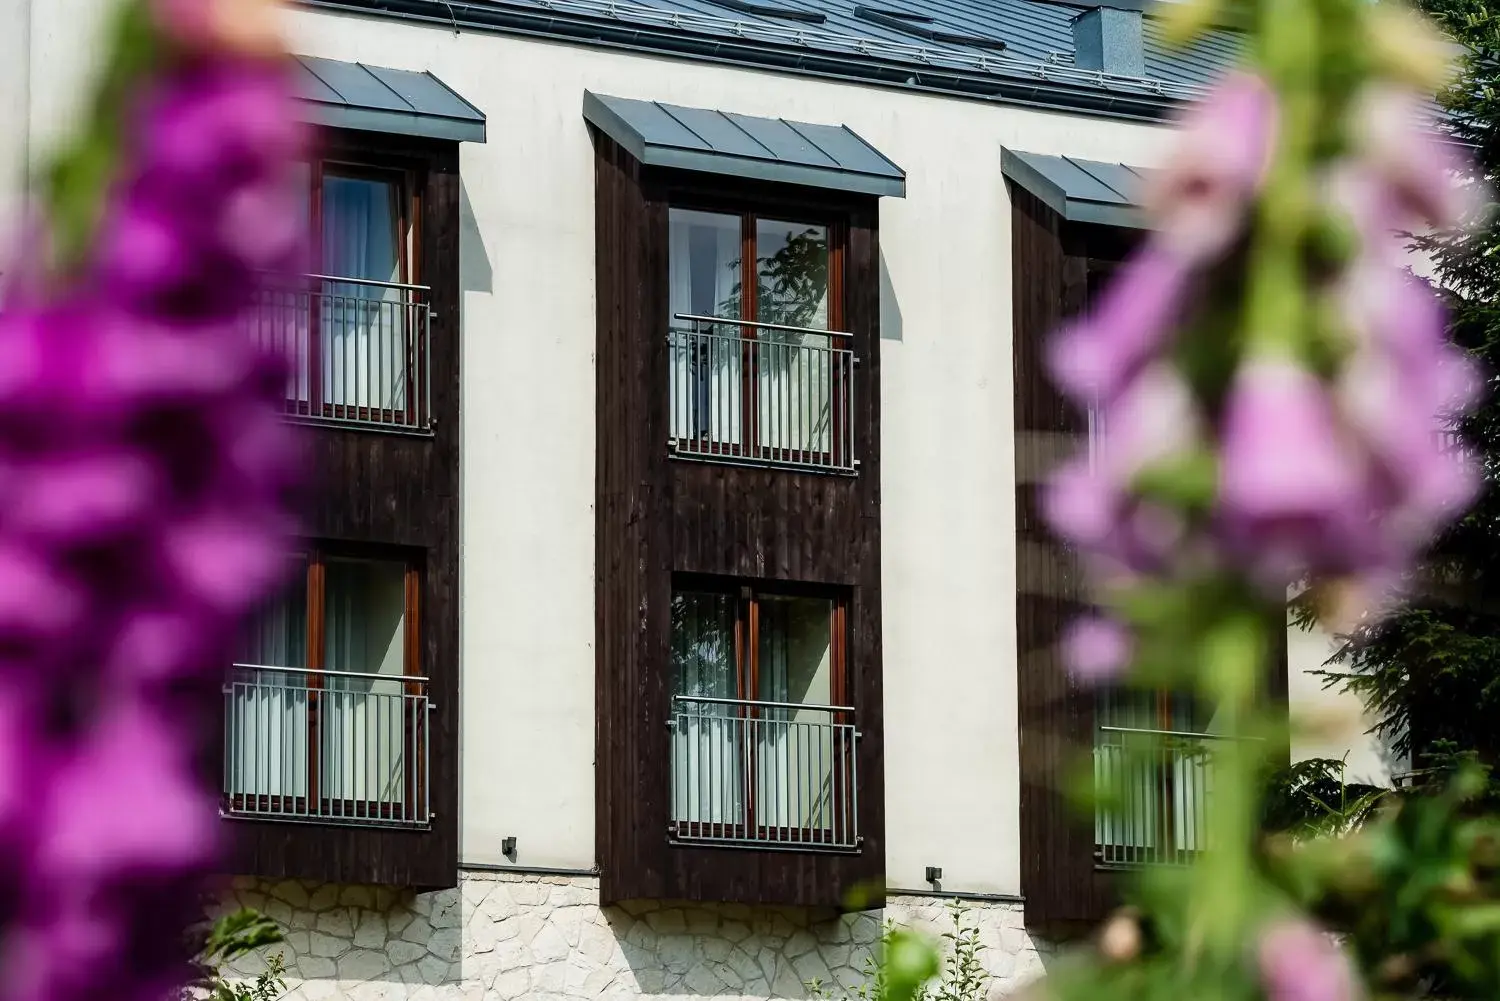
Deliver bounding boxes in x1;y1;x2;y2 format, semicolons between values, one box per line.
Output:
583;91;906;198
1001;147;1151;229
294;55;487;144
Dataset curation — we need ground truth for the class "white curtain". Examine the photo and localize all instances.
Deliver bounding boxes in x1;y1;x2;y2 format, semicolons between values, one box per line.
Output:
1095;692;1215;856
670;592;744;827
754;596;835;833
321;558;409;810
226;579;310;801
668;210;743;447
321;176;406;414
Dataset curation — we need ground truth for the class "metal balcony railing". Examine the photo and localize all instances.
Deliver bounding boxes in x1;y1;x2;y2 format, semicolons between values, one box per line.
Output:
222;664;431;828
248;274;433;433
668;314;856;474
1094;725;1240;868
669;695;859;850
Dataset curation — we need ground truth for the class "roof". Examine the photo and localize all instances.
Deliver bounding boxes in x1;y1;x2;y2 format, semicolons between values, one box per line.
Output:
292;55;488;143
1000;149;1150;229
583;92;906;197
303;0;1243;122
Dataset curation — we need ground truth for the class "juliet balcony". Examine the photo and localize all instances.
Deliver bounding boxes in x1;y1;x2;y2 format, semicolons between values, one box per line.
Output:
667;314;857;474
669;694;861;851
222;663;432;829
249;274;434;434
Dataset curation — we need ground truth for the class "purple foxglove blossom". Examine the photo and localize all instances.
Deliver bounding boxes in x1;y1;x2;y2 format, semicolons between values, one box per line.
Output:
1351;82;1479;231
0;23;306;1001
1257;919;1361;1001
1046;244;1193;405
1043;456;1120;551
1061;616;1132;684
1142;71;1278;263
1217;359;1371;584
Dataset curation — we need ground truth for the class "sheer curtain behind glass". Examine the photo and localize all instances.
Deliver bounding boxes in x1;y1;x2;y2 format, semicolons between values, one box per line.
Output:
322;174;406;414
321;558;409;809
668;210;742;446
756;596;834;833
227;568;309;802
1095;690;1217;856
671;591;743;827
754;220;831;456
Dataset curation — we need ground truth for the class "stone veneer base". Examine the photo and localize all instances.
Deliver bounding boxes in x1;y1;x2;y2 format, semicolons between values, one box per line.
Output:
219;870;1052;1000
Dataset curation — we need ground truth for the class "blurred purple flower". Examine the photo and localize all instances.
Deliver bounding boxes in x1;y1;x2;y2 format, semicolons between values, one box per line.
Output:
1352;82;1478;232
1257;919;1361;1001
1143;71;1278;262
1061;617;1132;684
1046;244;1193;405
0;28;306;1001
1218;359;1370;584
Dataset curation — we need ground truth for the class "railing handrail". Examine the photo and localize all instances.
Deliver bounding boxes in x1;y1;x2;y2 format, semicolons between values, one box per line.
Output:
672;694;855;715
672;312;853;339
230;663;430;684
263;272;432;294
1096;725;1255;742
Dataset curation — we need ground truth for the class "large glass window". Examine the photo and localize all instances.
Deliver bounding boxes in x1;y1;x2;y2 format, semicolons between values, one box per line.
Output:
254;158;429;429
224;548;428;825
667;208;853;471
669;583;857;847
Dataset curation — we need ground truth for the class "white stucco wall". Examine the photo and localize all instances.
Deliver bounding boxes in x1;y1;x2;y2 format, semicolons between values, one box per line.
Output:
1287;616;1403;787
0;0;33;225
278;7;1180;896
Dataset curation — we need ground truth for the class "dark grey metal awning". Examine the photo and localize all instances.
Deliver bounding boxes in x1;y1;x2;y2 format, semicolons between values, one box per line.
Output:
293;56;486;144
583;92;905;198
1001;149;1150;229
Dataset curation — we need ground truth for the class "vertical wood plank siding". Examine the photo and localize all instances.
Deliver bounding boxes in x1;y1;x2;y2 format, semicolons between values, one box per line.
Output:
595;131;885;909
223;131;461;891
1012;187;1291;934
1012;183;1116;933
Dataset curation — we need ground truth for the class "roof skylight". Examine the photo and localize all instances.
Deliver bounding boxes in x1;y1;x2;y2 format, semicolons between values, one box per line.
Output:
701;0;827;24
852;4;1008;50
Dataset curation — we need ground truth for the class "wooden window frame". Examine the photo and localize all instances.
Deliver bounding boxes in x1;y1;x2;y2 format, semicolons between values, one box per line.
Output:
294;153;426;427
669;576;853;845
228;544;425;821
666;196;850;468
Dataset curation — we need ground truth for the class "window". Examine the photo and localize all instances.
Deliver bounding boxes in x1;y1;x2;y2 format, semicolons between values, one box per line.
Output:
667;207;856;472
1094;688;1220;866
224;547;429;826
252;155;432;431
669;581;858;849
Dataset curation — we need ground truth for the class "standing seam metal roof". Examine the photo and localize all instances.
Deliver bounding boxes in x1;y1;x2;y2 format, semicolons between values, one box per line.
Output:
303;0;1242;118
583;91;907;196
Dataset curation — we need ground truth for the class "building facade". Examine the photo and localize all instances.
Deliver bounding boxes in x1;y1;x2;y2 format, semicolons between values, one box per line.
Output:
0;0;1398;997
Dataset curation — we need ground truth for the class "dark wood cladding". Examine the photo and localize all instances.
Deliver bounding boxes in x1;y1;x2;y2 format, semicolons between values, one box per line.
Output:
1011;183;1115;936
223;130;461;892
1012;187;1294;935
595;130;884;909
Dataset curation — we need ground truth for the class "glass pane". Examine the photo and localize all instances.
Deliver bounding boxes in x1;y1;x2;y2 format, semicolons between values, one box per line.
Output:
755;219;828;330
755;220;832;457
321;173;407;412
321;557;410;810
756;595;836;833
227;557;310;803
670;590;743;827
668;210;744;448
669;209;742;321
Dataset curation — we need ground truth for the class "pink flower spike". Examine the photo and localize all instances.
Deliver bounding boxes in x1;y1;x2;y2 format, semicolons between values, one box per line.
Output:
1218;360;1369;578
1352;82;1480;231
1061;617;1132;684
1042;456;1119;550
1144;71;1279;262
1257;919;1360;1001
1045;244;1192;404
